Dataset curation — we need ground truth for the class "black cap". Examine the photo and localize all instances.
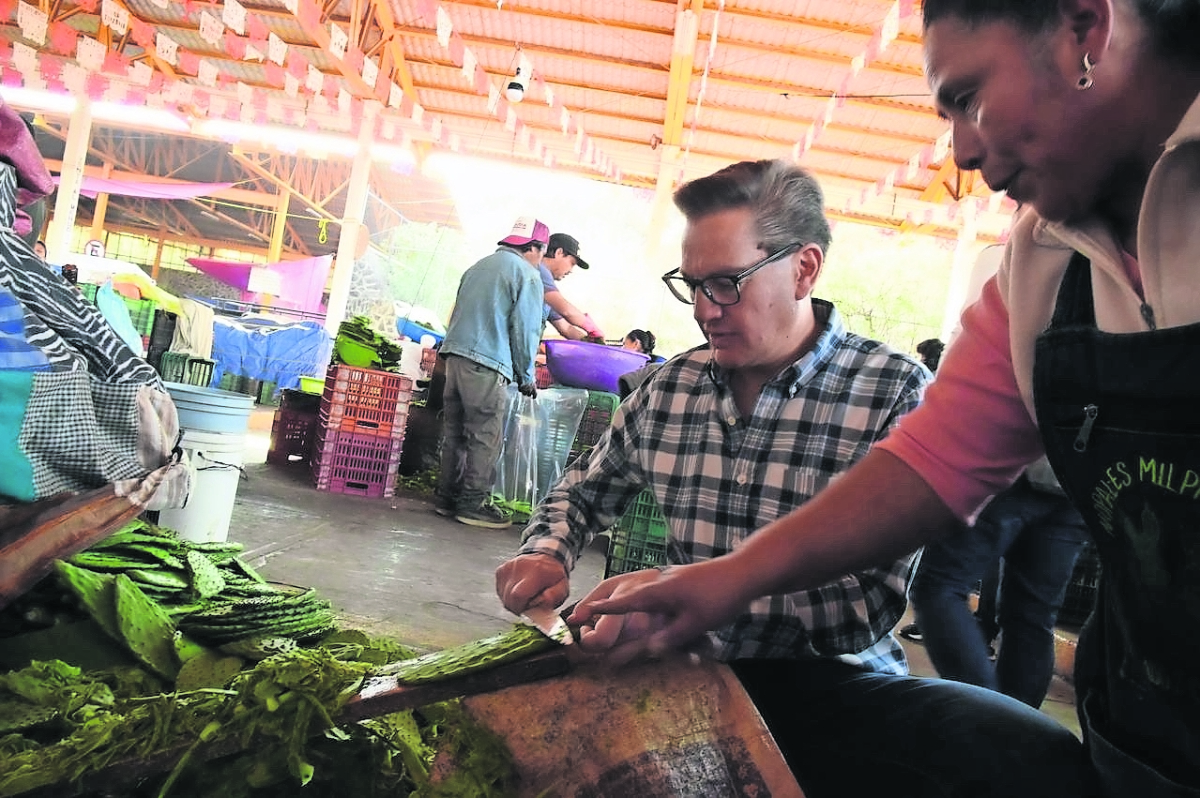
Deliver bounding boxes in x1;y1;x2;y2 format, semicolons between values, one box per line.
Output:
548;233;589;269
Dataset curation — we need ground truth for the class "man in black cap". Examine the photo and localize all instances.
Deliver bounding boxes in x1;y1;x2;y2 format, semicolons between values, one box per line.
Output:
540;232;604;341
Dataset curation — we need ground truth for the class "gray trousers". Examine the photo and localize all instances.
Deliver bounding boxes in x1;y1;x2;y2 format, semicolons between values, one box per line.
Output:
437;354;509;511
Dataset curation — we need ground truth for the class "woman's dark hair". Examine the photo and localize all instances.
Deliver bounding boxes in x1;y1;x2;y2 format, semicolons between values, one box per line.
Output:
922;0;1200;66
625;329;656;356
916;338;945;373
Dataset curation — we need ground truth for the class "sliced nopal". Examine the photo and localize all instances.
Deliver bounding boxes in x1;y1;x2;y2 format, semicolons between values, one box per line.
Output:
114;574;180;680
186;549;227;600
54;560;122;642
379;624;553;684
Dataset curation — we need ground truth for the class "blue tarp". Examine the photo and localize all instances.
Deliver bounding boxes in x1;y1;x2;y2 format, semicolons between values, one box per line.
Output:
210;317;333;391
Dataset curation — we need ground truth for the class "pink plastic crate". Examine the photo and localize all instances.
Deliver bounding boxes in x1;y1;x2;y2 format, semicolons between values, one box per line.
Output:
311;427;403;498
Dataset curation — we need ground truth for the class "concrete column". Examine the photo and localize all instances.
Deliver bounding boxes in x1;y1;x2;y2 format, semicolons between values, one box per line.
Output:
325;103;378;334
88;161;113;242
46;99;93;265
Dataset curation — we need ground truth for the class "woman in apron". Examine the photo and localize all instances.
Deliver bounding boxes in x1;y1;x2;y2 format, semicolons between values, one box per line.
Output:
571;0;1200;794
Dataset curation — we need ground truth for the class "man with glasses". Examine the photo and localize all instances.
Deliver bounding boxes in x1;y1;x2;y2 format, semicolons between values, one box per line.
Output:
436;216;547;529
496;160;930;758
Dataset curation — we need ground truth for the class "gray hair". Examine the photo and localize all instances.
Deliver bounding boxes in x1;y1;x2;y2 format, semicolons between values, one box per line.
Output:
673;159;833;257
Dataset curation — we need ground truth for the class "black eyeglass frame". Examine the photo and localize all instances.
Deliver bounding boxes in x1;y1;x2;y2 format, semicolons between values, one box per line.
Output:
661;243;802;306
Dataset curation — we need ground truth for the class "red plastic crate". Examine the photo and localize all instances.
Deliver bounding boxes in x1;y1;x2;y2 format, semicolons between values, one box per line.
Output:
320;364;413;436
319;396;410;438
267;407;319;466
310;427;403;498
535;363;553;390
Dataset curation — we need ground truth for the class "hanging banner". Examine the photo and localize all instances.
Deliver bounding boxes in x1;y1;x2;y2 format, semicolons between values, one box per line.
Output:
16;2;48;46
99;0;128;36
222;0;246;35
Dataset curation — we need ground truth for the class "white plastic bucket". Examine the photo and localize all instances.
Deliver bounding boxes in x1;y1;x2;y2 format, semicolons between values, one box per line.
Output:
159;429;246;543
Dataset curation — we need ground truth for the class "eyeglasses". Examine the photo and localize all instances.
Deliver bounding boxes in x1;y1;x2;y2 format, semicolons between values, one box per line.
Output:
661;243;801;306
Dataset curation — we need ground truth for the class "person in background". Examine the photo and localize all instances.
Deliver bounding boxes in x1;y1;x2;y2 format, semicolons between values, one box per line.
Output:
573;0;1200;794
913;458;1091;707
915;337;944;372
540;233;605;342
32;240;46;260
621;328;656;356
435;216;546;529
496;159;934;796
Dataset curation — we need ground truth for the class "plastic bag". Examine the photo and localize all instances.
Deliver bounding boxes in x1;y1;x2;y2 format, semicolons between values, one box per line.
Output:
492;385;589;511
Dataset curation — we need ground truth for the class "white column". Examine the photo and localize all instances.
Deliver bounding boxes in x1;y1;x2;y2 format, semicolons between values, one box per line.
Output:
46;99;93;265
940;199;980;341
324;103;378;334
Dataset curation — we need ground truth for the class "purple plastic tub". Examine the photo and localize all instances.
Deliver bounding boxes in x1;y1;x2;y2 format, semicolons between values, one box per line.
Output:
543;340;650;393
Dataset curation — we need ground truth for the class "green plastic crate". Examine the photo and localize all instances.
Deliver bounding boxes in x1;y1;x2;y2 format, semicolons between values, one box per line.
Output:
569;390;620;464
122;296;157;336
257;380;280;406
78;283;98;303
604;489;669;578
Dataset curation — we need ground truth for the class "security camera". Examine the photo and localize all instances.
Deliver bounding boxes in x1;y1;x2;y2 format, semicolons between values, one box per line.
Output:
506;53;532;103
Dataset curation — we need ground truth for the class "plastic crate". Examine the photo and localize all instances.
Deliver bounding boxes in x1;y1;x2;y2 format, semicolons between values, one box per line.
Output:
568;390;620;463
218;372;258;396
319;401;409;440
257;380;280;406
320;364;413;437
78;283;98;303
311;427;404;498
122;296;157;336
267;406;319;466
159;351;190;383
280;388;321;413
1058;541;1101;628
535;363;553;390
604;489;669;578
160;353;215;387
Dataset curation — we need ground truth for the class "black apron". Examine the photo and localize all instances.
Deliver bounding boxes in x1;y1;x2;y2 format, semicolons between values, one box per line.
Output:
1034;254;1200;796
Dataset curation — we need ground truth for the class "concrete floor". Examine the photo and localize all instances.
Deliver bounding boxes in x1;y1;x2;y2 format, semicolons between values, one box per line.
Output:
230;406;1080;734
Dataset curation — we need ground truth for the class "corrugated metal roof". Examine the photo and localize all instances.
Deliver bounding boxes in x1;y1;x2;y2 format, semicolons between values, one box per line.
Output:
0;0;1016;245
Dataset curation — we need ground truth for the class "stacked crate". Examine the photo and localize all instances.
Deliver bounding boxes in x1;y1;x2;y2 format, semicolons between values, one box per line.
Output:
604;489;669;578
567;390;620;465
267;390;321;466
311;364;414;498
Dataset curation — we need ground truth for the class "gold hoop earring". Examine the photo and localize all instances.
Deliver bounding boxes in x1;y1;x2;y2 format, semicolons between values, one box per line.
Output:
1076;52;1095;90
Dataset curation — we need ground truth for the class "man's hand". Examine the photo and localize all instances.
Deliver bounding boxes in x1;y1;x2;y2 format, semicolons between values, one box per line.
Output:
581;315;605;341
568;559;750;663
518;382;537;398
495;552;570;615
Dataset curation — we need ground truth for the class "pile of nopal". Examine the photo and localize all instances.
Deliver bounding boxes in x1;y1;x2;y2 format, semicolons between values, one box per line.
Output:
51;520;337;682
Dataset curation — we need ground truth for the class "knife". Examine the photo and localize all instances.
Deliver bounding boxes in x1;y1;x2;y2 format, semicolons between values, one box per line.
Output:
520;605;574;646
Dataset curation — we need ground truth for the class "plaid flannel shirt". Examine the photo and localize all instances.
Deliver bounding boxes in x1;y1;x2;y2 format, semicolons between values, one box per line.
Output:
520;300;930;674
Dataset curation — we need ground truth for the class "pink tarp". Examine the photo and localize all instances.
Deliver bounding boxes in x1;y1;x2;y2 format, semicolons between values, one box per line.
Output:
187;255;332;314
51;176;235;200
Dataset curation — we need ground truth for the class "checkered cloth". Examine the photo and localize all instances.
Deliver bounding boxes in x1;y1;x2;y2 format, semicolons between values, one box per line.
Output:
0;158;187;505
520;301;930;675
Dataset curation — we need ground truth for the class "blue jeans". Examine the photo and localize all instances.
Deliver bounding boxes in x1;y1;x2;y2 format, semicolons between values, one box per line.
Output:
911;475;1091;707
732;658;1088;797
